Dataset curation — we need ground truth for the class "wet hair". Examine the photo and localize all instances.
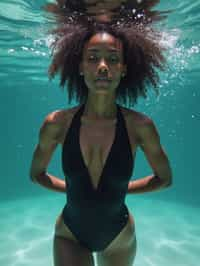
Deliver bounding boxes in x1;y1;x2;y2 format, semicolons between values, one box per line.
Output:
43;0;171;107
44;0;169;24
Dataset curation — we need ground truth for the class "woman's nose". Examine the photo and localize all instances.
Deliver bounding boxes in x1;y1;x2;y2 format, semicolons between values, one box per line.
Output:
98;60;109;74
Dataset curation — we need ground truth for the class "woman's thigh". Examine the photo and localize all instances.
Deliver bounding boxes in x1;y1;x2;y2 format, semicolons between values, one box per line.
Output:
96;212;137;266
53;213;95;266
96;234;137;266
53;235;95;266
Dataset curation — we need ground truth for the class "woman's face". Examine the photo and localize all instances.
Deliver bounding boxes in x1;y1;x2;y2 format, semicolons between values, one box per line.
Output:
80;32;126;95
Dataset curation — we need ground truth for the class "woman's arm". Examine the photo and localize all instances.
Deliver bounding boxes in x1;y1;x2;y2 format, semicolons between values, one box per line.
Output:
127;117;173;194
29;113;66;193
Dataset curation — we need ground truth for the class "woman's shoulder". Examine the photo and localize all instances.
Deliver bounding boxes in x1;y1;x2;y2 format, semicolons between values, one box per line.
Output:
45;105;82;125
122;106;152;125
124;107;154;141
40;105;82;143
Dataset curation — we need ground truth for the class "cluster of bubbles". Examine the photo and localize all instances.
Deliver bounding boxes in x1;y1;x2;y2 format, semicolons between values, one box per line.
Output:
113;6;147;26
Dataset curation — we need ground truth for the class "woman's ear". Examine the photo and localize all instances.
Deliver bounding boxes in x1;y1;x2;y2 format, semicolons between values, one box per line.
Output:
79;63;83;75
122;65;127;77
124;65;127;74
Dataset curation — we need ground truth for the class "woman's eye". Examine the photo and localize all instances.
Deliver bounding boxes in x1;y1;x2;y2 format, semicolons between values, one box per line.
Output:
88;55;97;62
87;55;119;63
110;56;119;63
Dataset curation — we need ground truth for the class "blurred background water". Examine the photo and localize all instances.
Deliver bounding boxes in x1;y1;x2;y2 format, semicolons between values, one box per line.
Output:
0;0;199;265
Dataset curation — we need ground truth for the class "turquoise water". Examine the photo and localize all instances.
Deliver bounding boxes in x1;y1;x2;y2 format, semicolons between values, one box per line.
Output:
0;0;200;265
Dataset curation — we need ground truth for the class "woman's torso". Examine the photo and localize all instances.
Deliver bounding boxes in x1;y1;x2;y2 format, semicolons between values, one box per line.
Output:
52;104;142;250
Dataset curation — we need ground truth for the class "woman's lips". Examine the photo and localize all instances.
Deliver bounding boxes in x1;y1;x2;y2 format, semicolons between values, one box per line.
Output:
96;79;111;84
95;77;111;82
95;79;111;87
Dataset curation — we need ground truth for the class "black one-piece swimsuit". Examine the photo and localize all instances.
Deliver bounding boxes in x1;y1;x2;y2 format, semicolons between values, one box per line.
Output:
61;103;134;252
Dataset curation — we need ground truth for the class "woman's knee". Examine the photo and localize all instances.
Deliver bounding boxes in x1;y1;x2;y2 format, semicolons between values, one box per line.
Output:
53;235;95;266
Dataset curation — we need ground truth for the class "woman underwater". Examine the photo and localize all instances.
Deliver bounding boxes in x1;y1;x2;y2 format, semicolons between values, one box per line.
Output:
30;1;173;265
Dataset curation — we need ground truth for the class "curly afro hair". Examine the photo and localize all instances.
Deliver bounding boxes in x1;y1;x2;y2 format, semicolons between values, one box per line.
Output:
43;0;170;107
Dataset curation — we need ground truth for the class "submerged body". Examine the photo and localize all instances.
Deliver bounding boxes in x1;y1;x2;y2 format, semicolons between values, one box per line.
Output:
30;30;172;265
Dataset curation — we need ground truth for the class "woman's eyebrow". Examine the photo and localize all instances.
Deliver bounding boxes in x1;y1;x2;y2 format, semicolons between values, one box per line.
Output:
87;47;121;52
85;1;98;7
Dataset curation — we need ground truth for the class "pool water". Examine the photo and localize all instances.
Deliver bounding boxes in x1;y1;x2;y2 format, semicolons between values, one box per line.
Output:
1;196;199;265
0;0;200;265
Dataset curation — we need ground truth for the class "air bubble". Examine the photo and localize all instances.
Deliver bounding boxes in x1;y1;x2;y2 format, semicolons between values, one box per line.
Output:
8;49;15;53
132;9;136;14
21;46;29;51
137;13;143;19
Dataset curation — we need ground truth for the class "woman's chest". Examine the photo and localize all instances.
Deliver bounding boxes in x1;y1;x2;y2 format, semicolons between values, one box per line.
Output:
59;108;138;169
79;119;137;168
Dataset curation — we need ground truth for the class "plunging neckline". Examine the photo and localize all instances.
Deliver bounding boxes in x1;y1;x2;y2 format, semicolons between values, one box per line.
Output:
78;104;119;192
